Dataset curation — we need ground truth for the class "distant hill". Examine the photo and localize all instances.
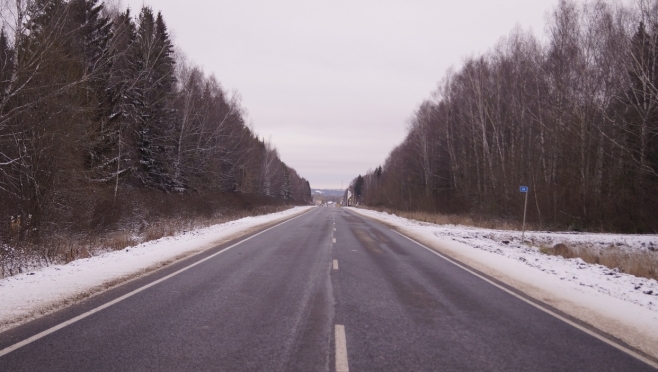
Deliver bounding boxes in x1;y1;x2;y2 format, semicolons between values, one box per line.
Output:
312;189;344;204
312;189;344;197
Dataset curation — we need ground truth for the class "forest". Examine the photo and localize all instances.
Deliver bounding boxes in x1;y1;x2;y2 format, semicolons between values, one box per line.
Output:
354;0;658;233
0;0;311;264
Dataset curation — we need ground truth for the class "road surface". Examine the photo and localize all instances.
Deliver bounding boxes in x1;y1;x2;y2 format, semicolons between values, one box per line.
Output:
0;207;655;371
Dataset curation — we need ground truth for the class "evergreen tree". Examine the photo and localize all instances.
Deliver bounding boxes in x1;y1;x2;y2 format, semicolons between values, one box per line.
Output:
354;175;364;197
104;8;138;195
68;0;113;75
282;165;292;200
131;7;179;191
304;180;311;202
154;12;177;102
25;0;65;36
67;0;121;184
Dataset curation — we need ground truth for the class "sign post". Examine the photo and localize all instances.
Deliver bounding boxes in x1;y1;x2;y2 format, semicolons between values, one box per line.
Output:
519;186;529;243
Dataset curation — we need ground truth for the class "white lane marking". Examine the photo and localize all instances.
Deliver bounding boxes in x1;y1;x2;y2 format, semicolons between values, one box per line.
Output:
0;210;313;358
334;228;336;231
333;259;339;270
333;238;336;243
391;230;658;369
335;324;350;372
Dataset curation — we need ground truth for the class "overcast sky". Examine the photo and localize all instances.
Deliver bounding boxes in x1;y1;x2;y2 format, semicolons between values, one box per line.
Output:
122;0;559;189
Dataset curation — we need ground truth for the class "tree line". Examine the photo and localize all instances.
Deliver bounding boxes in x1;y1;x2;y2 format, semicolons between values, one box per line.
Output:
0;0;311;245
354;0;658;233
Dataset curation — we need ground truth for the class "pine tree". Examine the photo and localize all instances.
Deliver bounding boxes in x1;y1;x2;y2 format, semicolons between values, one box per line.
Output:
67;0;121;184
282;165;292;200
68;0;113;75
354;175;364;197
25;0;65;36
154;12;176;102
131;7;179;191
154;11;182;191
304;179;311;202
102;8;138;198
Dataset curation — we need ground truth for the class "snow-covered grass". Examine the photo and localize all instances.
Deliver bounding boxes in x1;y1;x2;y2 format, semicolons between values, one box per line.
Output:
358;207;658;280
1;205;293;278
0;206;312;332
350;207;658;360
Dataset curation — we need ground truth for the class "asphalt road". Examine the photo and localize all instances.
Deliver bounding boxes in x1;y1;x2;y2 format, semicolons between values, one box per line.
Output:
0;207;655;371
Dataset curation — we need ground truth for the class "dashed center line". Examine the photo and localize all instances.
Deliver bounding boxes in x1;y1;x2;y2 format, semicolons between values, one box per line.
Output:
335;325;350;372
333;259;339;270
332;238;336;243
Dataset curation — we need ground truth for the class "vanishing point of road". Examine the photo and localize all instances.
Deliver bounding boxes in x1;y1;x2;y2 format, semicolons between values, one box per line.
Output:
0;207;655;371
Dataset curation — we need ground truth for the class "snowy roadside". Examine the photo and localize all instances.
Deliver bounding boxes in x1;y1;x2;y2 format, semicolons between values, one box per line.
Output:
349;207;658;360
0;206;313;332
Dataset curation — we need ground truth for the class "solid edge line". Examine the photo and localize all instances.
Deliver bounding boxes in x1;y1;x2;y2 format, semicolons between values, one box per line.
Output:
335;324;349;372
390;229;658;369
0;209;313;358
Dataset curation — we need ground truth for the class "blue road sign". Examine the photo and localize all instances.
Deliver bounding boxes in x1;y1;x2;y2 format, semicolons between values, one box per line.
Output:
519;186;528;193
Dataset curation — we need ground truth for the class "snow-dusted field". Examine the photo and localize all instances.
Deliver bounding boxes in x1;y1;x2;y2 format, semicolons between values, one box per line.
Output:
350;207;658;360
0;206;312;332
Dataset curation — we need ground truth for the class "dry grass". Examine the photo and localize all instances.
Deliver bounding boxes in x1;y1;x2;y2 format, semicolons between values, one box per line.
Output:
360;206;529;231
1;204;292;279
103;232;139;252
102;204;291;253
360;206;658;281
541;243;658;281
